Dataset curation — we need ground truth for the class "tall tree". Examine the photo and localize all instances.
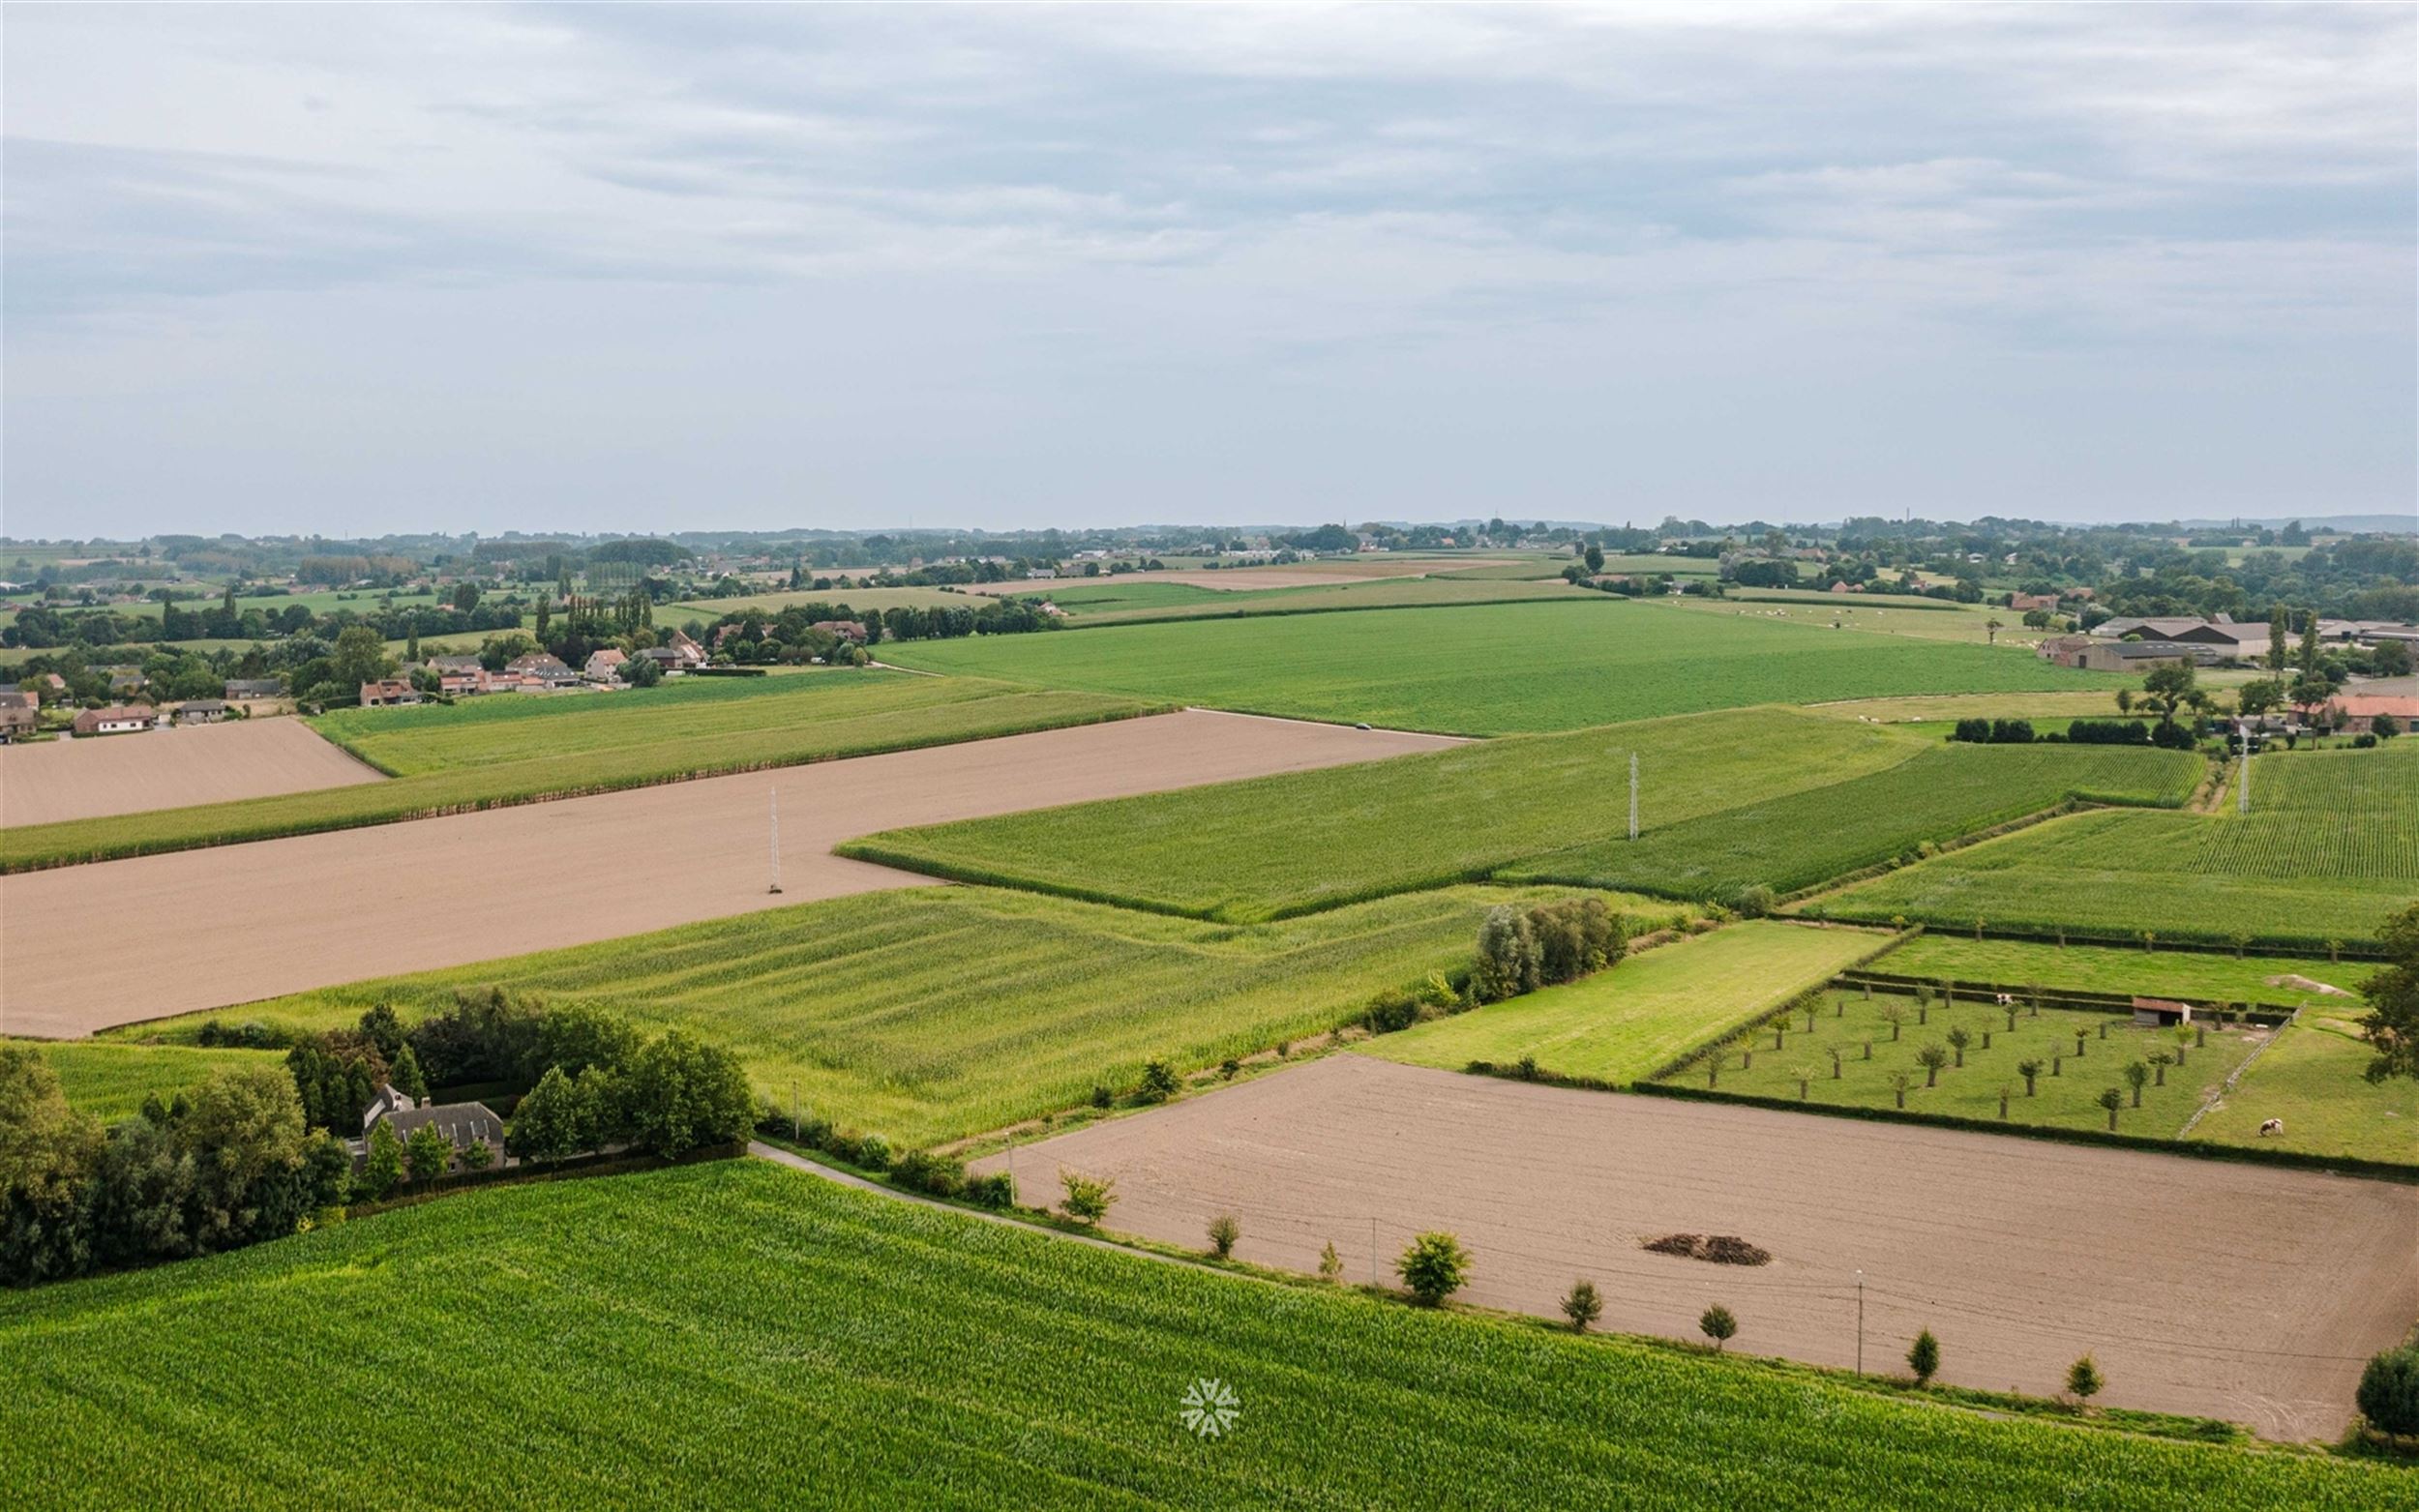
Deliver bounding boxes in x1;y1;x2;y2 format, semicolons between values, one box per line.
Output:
2360;904;2419;1083
2267;606;2288;672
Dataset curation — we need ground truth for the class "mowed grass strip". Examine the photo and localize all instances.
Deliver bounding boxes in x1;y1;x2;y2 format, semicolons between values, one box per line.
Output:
1881;936;2367;1007
1;674;1153;872
113;885;1642;1149
12;1040;282;1123
1824;744;2419;950
843;707;1924;921
6;1162;2396;1511
879;599;2125;735
2189;1013;2418;1167
1655;991;2263;1141
1504;743;2203;902
1362;922;1893;1086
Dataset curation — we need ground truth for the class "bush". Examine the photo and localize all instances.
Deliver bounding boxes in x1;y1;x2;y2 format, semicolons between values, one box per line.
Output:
1137;1060;1181;1103
1363;990;1422;1035
964;1171;1015;1209
1951;718;1991;745
853;1134;892;1172
2068;719;2151;746
1908;1328;1941;1386
1396;1231;1470;1306
1059;1169;1116;1225
1207;1213;1240;1260
1699;1304;1738;1351
1733;884;1777;919
1988;718;2035;744
2357;1348;2419;1440
2066;1354;2104;1406
1562;1278;1602;1333
890;1148;963;1198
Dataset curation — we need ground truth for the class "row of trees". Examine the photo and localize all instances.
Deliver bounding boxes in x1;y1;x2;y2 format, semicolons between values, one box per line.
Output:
1472;898;1628;1003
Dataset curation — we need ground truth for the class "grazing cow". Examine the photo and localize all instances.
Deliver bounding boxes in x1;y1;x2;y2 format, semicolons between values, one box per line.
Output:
2258;1118;2284;1137
1994;993;2013;1008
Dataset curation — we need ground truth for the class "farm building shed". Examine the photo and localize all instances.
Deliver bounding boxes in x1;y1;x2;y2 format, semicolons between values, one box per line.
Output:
2131;996;2194;1027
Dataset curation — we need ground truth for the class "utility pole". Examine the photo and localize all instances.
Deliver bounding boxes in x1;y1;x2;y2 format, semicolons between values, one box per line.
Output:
1628;753;1640;842
767;787;783;894
1855;1270;1866;1374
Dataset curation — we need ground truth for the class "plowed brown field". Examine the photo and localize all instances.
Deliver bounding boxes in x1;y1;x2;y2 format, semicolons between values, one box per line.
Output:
0;718;380;827
978;1054;2418;1440
0;711;1454;1037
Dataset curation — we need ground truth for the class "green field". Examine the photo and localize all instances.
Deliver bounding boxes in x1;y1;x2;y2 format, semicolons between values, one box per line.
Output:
666;584;985;617
1824;744;2419;948
1503;743;2203;902
1578;553;1720;577
1666;596;2062;647
2190;1013;2417;1166
12;1039;282;1123
1060;575;1590;626
1;673;1151;872
1881;936;2367;1007
9;1161;2392;1510
846;707;1921;921
879;600;2125;736
1656;990;2266;1140
1362;922;1895;1086
116;885;1644;1149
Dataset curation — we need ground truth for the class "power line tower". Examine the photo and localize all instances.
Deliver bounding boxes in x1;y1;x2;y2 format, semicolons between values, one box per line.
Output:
1628;753;1640;842
767;787;784;895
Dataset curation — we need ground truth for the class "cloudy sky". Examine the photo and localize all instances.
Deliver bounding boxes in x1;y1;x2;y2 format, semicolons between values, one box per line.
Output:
5;4;2412;538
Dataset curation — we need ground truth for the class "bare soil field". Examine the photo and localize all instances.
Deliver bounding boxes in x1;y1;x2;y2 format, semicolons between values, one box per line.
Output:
978;1055;2418;1440
0;711;1455;1038
0;718;381;828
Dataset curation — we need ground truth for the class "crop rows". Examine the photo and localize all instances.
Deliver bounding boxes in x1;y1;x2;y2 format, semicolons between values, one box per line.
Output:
881;599;2128;736
844;707;1922;921
1;677;1151;873
1502;744;2202;902
2;1160;2400;1509
120;884;1653;1148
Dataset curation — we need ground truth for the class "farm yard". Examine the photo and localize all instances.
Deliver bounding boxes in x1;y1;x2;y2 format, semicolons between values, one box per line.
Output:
1500;743;2202;902
12;1160;2405;1510
977;1054;2419;1441
1;672;1154;870
1362;922;1892;1086
0;717;381;828
0;710;1456;1037
844;707;1922;920
117;884;1631;1149
879;600;2127;735
1823;743;2419;950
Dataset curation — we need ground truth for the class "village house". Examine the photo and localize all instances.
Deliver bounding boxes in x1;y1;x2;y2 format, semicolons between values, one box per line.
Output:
0;691;38;743
359;679;422;707
583;647;628;682
2006;592;2059;613
2322;694;2419;735
106;669;146;696
812;619;867;644
350;1084;508;1171
505;652;581;688
223;678;283;700
637;628;707;673
174;698;229;725
73;703;156;736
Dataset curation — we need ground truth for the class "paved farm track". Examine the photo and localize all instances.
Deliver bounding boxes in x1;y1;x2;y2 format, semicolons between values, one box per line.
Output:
980;1054;2418;1440
0;718;380;827
0;711;1453;1037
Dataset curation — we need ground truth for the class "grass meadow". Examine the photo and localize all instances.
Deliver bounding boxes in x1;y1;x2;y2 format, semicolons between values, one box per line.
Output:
6;1161;2392;1510
844;707;1924;921
2188;1012;2417;1167
112;885;1654;1148
1654;990;2265;1141
879;600;2126;735
1823;743;2419;949
1881;936;2365;1007
1502;743;2202;902
1;674;1151;872
1362;922;1895;1086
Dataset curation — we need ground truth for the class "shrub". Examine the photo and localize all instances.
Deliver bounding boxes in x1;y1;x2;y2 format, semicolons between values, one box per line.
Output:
890;1148;964;1198
1699;1304;1738;1351
2067;1354;2104;1407
1733;884;1777;919
1207;1213;1240;1260
1137;1060;1181;1103
1059;1169;1116;1225
1363;990;1422;1035
1318;1241;1345;1284
2357;1348;2419;1441
1396;1231;1471;1306
1908;1328;1941;1386
853;1134;892;1172
1562;1279;1603;1333
1472;906;1541;1002
1089;1083;1114;1110
964;1171;1015;1209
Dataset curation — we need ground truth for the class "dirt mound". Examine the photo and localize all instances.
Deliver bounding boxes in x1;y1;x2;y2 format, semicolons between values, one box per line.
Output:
1642;1232;1772;1266
2267;974;2351;997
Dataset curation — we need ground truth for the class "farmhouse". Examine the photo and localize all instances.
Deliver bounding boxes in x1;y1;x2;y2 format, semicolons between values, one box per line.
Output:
73;704;156;736
2322;694;2419;734
173;699;229;725
583;647;627;682
639;629;708;672
223;678;283;699
360;679;422;707
2007;592;2059;613
352;1084;508;1171
506;653;581;688
425;654;483;676
813;619;868;643
0;691;37;743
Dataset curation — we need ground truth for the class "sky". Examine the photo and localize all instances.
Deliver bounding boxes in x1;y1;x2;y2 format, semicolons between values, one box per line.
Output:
4;3;2413;539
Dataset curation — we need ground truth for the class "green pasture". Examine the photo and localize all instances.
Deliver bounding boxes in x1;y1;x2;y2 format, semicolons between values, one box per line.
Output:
878;599;2125;735
1361;922;1894;1086
2188;1013;2416;1167
844;706;1923;921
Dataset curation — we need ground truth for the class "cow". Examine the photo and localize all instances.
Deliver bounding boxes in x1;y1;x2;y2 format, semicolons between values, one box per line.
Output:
1994;993;2013;1008
2258;1118;2285;1137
